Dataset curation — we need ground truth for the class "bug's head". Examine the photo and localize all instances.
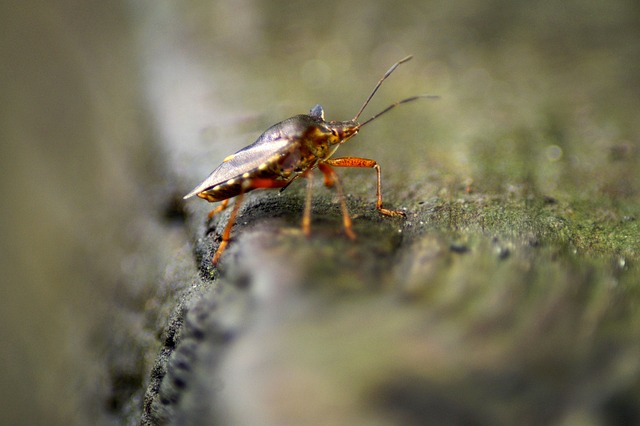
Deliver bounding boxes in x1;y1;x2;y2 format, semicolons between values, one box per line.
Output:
309;104;360;146
326;120;360;145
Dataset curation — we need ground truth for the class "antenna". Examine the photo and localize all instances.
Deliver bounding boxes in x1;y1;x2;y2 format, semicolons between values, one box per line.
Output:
352;55;439;126
352;55;414;122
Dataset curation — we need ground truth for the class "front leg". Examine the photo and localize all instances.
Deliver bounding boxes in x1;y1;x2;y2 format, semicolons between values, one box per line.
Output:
322;157;406;217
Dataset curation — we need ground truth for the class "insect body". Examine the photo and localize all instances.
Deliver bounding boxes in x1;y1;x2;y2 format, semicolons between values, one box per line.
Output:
184;56;436;264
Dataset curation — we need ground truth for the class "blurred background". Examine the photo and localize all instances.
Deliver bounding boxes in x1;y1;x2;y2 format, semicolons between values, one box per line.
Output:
1;0;638;424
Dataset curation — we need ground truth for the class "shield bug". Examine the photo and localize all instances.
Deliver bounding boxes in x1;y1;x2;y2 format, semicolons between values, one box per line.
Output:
184;55;436;264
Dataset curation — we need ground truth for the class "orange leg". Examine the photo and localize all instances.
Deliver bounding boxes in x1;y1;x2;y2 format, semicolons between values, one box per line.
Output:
317;163;356;240
211;178;288;265
320;165;335;188
323;157;406;217
208;199;230;219
212;192;243;265
302;170;314;237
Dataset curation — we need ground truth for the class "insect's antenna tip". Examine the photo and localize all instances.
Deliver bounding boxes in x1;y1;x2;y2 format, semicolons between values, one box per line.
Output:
419;94;440;100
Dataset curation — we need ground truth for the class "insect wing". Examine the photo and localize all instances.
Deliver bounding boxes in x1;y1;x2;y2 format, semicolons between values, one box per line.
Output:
183;136;294;199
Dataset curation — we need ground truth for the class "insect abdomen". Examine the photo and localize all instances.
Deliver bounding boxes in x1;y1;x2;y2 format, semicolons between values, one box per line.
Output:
197;160;294;202
197;179;245;202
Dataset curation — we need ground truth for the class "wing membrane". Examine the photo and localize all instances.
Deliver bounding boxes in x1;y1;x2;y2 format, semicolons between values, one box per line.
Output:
183;136;293;199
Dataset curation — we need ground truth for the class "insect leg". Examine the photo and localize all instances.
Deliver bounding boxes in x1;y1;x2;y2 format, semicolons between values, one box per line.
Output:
320;166;335;188
317;163;356;240
323;157;406;217
208;199;230;219
213;193;244;265
211;179;289;265
302;170;314;237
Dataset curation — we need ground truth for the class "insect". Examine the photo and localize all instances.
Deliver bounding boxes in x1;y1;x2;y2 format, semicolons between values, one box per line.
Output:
184;55;436;264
